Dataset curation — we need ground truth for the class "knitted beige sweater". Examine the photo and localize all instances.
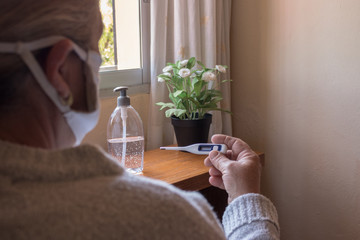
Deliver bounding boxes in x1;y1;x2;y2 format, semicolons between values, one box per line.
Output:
0;141;279;239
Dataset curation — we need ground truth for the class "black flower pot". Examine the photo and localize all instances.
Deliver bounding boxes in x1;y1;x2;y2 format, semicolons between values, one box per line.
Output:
171;113;212;147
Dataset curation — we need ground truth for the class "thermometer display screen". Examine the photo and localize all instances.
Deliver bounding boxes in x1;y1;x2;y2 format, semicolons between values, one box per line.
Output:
198;146;213;151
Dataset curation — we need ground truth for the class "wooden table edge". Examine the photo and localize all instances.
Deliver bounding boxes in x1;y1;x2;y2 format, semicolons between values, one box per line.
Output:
142;148;264;191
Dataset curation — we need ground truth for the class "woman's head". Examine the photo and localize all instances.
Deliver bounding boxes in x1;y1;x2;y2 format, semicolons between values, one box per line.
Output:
0;0;103;148
0;0;102;109
0;0;102;48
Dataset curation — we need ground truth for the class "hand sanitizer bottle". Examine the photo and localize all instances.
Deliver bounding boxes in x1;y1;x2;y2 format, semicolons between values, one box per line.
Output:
107;86;144;174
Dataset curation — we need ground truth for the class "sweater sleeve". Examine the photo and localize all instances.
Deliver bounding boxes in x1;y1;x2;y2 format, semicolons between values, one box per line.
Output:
222;193;280;240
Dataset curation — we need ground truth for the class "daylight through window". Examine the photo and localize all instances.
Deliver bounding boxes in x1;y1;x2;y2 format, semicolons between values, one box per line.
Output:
98;0;149;92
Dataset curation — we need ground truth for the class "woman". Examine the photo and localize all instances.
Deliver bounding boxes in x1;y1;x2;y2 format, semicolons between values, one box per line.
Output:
0;0;279;239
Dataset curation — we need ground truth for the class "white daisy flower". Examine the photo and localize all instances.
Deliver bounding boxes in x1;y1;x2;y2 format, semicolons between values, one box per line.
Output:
202;71;217;82
162;65;173;73
163;72;172;77
179;59;189;67
179;68;191;78
215;65;226;73
158;77;165;83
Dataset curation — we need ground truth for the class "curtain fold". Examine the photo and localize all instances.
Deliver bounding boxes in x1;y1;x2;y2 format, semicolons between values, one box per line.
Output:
147;0;232;150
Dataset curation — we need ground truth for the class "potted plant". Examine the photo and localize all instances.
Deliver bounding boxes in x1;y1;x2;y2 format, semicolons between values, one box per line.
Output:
156;57;231;146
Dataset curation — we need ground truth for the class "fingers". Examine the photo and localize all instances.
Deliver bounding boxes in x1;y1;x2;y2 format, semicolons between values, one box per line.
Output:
209;176;225;190
211;134;240;148
211;134;254;161
204;156;213;167
210;134;227;144
205;158;222;176
207;150;230;173
225;150;232;159
205;152;225;189
209;166;222;176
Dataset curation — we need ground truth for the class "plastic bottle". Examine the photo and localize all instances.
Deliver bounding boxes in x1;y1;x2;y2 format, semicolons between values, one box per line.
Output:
107;86;144;174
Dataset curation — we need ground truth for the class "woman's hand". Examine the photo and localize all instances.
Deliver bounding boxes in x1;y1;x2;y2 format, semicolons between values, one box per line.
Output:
204;134;262;203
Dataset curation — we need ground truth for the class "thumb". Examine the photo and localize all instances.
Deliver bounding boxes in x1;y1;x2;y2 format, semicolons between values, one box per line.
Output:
208;150;231;173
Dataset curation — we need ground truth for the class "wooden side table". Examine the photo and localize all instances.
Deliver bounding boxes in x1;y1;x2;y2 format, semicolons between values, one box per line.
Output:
142;147;264;219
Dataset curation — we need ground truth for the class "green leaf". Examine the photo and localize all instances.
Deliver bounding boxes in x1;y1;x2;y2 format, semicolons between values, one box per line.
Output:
156;102;175;110
197;60;205;69
188;97;201;108
199;91;210;101
169;93;176;104
207;89;222;96
165;109;186;118
211;97;223;103
169;92;185;109
173;75;183;87
156;102;165;106
158;74;172;80
191;77;199;87
201;103;218;109
187;57;196;69
192;79;203;96
201;107;232;114
173;90;186;98
221;79;232;83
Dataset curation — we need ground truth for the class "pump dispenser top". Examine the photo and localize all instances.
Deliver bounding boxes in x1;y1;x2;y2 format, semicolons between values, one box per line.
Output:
107;86;144;175
114;86;130;107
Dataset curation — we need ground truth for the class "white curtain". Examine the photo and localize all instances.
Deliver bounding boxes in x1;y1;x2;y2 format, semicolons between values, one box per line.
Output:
147;0;232;150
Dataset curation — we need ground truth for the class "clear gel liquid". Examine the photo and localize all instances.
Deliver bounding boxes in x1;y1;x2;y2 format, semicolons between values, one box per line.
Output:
108;136;144;174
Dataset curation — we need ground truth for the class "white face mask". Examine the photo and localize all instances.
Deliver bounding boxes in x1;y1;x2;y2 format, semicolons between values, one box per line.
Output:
0;36;102;146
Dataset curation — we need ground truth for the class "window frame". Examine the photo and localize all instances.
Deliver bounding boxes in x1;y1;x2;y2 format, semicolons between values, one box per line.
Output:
99;0;150;97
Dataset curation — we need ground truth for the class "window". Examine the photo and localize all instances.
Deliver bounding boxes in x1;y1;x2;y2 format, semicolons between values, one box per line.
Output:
99;0;150;96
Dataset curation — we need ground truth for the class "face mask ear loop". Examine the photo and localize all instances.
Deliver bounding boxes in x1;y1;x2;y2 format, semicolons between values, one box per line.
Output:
16;42;70;114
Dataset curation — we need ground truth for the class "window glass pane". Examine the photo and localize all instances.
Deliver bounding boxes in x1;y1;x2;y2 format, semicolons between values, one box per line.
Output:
98;0;147;93
114;0;141;70
99;0;115;66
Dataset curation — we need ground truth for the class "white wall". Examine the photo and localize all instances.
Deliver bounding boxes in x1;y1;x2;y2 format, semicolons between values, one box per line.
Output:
231;0;360;239
84;1;360;238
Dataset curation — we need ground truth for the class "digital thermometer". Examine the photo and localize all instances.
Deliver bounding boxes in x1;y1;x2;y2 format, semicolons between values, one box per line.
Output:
160;143;227;155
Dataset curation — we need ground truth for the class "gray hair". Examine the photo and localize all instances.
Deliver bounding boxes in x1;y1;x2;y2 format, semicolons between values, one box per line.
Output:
0;0;100;109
